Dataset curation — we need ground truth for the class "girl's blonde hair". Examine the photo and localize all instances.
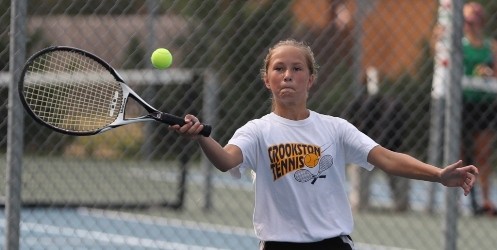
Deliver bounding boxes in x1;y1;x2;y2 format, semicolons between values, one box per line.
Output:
260;39;319;81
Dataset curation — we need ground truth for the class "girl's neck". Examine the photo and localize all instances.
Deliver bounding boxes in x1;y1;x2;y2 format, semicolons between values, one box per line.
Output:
273;107;310;121
465;31;485;47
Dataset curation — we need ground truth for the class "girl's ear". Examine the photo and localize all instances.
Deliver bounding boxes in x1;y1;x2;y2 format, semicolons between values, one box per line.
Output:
307;75;315;90
264;76;271;89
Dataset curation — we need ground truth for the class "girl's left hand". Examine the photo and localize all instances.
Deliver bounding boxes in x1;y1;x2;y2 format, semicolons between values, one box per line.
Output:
440;160;479;196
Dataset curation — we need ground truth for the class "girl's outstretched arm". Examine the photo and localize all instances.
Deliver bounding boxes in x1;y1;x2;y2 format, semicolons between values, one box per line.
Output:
368;146;478;196
169;114;242;172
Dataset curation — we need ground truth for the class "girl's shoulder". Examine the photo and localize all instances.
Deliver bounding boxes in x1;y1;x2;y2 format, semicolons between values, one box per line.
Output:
311;111;351;125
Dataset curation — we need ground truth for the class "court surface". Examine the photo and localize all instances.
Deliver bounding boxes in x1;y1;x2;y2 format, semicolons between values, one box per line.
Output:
0;208;258;250
0;208;423;250
1;160;495;249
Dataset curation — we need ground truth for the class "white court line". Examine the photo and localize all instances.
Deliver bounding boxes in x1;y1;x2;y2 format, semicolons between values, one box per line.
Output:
0;218;230;250
0;215;416;250
78;208;256;237
78;209;415;250
355;243;415;250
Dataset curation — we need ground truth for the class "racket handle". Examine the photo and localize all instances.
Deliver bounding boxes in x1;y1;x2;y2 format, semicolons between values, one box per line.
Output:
153;112;212;137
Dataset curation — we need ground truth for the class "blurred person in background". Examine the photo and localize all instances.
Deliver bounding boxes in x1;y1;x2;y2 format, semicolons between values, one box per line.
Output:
461;1;497;216
344;69;410;212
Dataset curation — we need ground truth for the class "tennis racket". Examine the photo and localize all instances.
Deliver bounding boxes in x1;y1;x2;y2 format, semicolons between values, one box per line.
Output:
18;46;212;137
294;155;333;184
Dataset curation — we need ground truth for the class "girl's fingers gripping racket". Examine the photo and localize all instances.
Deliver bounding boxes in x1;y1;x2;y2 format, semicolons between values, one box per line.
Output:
18;46;212;137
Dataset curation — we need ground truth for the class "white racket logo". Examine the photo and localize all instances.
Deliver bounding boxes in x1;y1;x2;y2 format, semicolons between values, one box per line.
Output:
109;91;119;116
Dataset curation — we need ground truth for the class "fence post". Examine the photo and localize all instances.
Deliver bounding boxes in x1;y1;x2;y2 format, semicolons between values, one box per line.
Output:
6;0;27;249
140;0;159;160
202;69;219;211
443;0;463;249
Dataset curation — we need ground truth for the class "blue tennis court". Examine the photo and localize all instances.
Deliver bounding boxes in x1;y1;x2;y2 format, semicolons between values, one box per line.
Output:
0;208;258;250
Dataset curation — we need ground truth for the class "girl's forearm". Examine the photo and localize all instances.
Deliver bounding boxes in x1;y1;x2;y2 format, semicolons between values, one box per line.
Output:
197;136;242;172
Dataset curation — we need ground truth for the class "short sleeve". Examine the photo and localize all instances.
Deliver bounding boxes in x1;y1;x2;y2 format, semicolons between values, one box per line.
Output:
341;120;378;170
227;120;260;173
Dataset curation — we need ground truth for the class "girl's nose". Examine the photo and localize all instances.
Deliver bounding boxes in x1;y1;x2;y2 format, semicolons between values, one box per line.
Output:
284;70;292;81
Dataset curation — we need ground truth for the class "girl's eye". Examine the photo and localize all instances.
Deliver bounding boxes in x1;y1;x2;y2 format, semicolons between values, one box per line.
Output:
294;67;302;71
274;67;283;72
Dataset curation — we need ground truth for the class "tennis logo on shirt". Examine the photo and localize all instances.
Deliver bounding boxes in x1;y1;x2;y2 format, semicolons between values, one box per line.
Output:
294;155;334;184
267;143;321;181
304;153;320;167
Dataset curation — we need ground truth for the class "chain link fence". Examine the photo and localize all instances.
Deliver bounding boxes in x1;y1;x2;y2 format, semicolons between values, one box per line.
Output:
2;0;497;249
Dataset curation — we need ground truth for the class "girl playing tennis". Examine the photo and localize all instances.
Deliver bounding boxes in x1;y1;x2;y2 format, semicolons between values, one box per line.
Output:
170;39;478;250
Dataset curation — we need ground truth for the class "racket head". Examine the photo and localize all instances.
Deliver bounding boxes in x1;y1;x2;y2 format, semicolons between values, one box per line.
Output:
18;46;126;136
317;155;333;173
294;169;315;183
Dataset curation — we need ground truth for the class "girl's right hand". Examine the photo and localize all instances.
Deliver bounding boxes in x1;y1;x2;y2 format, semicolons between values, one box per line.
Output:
168;114;205;139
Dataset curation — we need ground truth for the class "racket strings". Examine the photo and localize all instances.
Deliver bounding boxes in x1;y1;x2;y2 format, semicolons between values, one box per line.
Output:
22;50;123;132
294;155;333;183
317;155;333;173
294;169;314;182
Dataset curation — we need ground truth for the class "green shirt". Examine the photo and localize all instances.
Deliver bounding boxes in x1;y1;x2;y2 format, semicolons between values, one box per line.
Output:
462;37;495;103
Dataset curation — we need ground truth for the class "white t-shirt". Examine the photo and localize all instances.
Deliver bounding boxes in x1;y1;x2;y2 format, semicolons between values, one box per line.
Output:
228;111;378;242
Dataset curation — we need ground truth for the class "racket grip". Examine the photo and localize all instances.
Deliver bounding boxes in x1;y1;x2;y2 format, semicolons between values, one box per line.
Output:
154;112;212;137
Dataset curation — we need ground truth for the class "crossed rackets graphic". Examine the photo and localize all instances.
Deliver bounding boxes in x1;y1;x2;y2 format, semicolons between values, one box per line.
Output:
294;155;333;184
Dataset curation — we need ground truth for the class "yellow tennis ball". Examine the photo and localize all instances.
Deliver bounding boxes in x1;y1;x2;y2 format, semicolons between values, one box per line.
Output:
304;153;319;168
151;48;173;69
